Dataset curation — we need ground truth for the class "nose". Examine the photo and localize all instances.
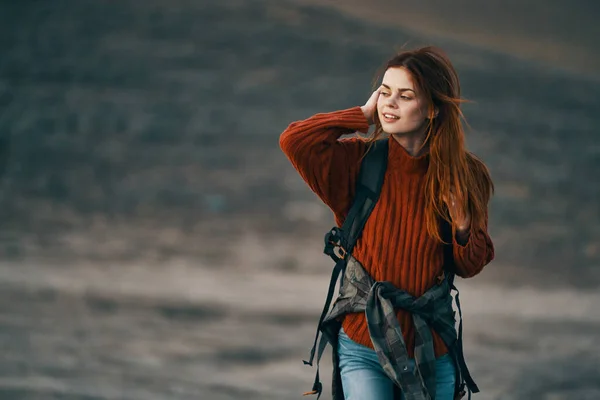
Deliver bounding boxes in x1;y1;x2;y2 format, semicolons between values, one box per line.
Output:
384;95;398;109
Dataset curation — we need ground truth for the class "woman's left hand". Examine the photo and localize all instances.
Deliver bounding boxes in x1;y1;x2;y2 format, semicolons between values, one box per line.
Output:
443;192;471;232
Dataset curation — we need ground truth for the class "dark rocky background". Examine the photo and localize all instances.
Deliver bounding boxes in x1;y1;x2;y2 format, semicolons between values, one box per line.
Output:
0;0;598;399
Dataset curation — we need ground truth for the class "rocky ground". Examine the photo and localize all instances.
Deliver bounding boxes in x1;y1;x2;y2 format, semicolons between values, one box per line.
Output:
0;261;599;399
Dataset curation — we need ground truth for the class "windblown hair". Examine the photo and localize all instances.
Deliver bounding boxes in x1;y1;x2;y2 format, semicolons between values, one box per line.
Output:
368;46;494;242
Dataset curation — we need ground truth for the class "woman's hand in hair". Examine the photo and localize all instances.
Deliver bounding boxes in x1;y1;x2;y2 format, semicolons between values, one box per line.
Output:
361;88;381;125
443;192;471;232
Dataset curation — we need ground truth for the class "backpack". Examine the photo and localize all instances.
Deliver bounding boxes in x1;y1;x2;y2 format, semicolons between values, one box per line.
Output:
303;138;478;399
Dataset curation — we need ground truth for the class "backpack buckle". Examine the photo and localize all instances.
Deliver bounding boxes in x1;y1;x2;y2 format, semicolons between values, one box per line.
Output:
331;242;347;259
324;227;348;261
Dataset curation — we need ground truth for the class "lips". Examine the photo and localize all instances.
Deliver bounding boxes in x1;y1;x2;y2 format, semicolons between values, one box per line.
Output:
381;113;399;123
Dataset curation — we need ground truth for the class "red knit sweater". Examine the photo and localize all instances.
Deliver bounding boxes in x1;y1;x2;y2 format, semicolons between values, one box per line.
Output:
279;107;494;358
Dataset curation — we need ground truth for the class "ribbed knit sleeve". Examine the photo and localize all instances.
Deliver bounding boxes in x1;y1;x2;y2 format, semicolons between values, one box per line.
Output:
279;107;370;217
452;213;494;278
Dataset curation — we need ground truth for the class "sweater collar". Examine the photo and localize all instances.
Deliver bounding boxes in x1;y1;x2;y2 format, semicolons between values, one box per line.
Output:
387;136;430;174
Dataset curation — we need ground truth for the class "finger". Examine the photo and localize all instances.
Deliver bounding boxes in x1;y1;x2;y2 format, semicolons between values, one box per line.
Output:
367;93;377;107
364;90;380;108
371;88;382;101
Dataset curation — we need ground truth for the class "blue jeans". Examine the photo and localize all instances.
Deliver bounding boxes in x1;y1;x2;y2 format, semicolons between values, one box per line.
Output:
338;328;456;400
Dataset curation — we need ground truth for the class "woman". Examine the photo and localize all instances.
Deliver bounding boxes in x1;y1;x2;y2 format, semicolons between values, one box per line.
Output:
279;46;494;400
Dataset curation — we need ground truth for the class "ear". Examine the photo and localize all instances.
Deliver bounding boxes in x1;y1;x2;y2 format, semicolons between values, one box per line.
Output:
427;108;439;120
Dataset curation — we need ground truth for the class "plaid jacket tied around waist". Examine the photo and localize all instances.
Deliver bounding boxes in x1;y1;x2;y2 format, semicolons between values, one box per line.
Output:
322;256;459;400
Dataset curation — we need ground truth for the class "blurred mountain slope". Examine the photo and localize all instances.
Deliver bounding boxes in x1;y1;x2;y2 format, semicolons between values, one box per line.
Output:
0;0;598;285
288;0;600;78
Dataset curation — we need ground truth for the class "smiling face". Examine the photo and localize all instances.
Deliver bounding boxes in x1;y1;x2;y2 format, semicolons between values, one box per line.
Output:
377;67;431;136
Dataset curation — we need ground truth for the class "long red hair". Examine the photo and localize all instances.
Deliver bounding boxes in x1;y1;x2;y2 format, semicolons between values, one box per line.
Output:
368;46;494;242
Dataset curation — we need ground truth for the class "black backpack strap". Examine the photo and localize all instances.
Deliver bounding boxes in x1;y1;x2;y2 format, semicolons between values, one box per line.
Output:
303;139;389;398
440;219;479;397
342;138;389;253
324;139;389;261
